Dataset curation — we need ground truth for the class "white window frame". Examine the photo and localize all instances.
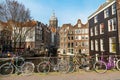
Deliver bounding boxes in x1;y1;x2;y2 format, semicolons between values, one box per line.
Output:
112;3;116;15
100;39;104;51
95;25;98;35
91;40;94;50
84;29;88;34
90;28;93;36
104;9;109;18
108;18;117;32
94;16;98;23
109;37;116;53
100;23;104;34
95;40;98;51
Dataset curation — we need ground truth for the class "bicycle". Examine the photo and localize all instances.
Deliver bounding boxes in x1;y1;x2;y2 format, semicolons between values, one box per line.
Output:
95;53;120;72
0;56;35;76
93;53;109;74
68;53;91;72
37;55;69;74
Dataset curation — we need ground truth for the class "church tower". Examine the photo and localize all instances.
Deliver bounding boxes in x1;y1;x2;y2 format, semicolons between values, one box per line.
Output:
49;12;58;46
49;12;58;28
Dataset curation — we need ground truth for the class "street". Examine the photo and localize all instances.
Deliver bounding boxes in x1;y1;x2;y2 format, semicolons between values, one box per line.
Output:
0;70;120;80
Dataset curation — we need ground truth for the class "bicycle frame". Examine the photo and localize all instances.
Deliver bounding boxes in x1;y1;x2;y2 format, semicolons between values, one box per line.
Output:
8;61;22;73
100;53;116;70
47;57;60;71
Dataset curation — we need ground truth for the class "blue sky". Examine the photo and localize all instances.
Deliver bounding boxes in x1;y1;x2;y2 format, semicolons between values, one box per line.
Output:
3;0;106;26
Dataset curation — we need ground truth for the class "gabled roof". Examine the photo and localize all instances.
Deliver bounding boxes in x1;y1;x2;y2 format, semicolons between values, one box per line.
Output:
88;0;115;20
74;19;88;28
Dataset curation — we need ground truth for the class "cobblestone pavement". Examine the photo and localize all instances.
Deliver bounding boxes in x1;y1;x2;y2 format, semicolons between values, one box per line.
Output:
0;70;120;80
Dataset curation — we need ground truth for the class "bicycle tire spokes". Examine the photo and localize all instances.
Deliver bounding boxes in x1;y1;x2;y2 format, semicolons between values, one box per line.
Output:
21;62;35;75
58;61;68;73
37;62;50;74
0;63;14;76
94;61;107;74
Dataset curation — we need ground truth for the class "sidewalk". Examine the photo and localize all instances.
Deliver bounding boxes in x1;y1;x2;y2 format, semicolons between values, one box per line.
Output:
1;70;120;80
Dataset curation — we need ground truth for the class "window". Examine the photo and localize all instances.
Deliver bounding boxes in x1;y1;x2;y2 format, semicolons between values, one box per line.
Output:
78;23;81;27
81;36;84;40
100;39;104;51
71;49;73;54
75;29;80;34
71;36;74;40
108;18;117;31
84;42;88;47
85;35;88;39
95;25;98;35
112;3;116;15
71;43;74;48
68;36;70;40
84;29;88;34
94;16;98;23
109;37;116;53
95;40;98;51
100;23;104;34
91;40;94;50
81;29;84;34
90;28;94;36
75;42;78;47
75;36;78;40
68;31;73;35
68;43;70;48
104;9;109;18
81;42;84;47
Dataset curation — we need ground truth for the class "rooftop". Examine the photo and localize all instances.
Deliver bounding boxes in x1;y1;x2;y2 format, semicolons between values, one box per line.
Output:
88;0;115;20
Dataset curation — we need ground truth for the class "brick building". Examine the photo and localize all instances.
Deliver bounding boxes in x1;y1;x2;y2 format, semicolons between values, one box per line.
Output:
58;19;89;56
74;19;89;55
88;0;120;56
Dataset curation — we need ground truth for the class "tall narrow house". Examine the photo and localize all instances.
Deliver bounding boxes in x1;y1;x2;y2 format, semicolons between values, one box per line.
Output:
88;0;120;56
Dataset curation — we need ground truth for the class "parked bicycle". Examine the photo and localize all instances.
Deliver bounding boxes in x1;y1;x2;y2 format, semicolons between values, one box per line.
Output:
0;55;35;76
68;53;91;72
94;53;120;73
37;55;69;74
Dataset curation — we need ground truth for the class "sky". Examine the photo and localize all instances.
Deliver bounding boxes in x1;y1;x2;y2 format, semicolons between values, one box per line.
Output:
1;0;106;26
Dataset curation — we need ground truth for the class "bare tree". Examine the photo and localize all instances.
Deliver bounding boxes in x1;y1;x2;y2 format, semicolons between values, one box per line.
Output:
0;0;37;52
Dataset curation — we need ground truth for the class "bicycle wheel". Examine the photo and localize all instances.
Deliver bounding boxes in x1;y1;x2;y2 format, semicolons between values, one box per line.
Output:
116;59;120;71
94;61;107;74
58;60;69;73
0;63;14;76
37;61;50;74
21;62;35;75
